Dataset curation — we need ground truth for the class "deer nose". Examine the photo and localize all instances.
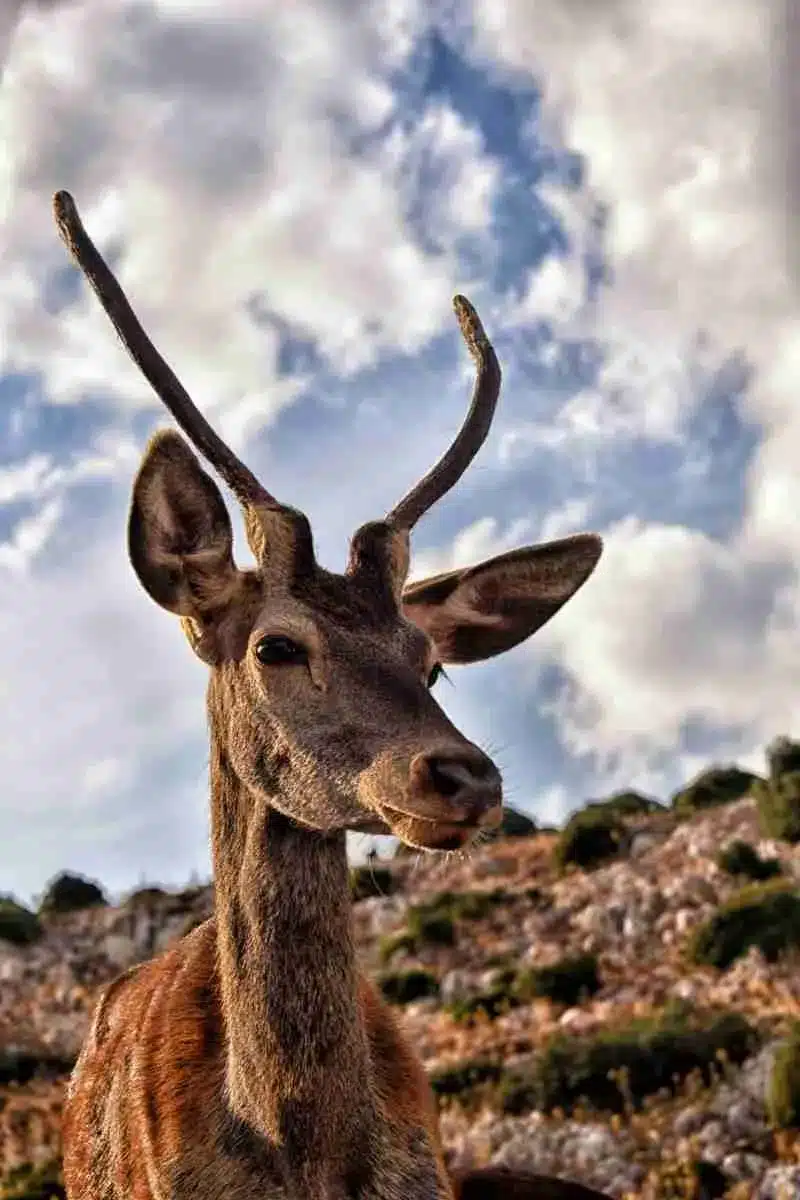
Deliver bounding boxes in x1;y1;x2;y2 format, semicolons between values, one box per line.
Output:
409;746;502;825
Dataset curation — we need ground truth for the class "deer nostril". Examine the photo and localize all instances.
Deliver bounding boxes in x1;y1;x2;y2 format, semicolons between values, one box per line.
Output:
428;758;463;799
420;749;501;812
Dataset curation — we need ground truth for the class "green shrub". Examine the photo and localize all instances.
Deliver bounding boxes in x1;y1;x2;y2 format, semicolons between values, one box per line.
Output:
382;890;508;962
428;1058;503;1098
0;897;41;946
755;772;800;844
406;905;455;947
500;1011;757;1115
447;967;520;1023
554;808;624;871
589;790;662;817
349;865;394;902
767;736;800;782
0;1048;76;1086
408;890;506;945
716;839;782;882
498;807;537;838
378;968;439;1005
125;886;167;906
39;872;106;915
1;1160;65;1200
516;953;601;1007
766;1026;800;1130
447;890;507;920
378;930;416;964
650;1159;727;1199
689;882;800;969
672;765;759;815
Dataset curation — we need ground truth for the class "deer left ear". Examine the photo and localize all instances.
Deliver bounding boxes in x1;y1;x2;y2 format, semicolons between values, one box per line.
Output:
128;430;250;663
401;534;603;665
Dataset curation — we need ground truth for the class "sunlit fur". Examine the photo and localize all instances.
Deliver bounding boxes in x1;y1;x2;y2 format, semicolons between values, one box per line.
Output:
62;434;605;1200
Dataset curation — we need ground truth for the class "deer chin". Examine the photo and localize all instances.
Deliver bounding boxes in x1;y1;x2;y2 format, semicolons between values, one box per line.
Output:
378;803;498;852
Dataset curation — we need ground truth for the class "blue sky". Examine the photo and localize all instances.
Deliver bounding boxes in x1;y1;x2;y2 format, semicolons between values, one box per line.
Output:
0;0;796;902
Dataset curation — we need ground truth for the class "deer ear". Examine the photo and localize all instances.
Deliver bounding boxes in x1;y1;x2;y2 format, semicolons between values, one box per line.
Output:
401;534;602;665
128;430;245;629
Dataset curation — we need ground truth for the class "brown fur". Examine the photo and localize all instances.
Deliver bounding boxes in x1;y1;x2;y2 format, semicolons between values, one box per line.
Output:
47;208;607;1198
63;919;449;1199
62;429;605;1200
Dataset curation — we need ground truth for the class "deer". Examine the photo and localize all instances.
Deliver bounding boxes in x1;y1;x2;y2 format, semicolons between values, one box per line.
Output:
53;189;611;1200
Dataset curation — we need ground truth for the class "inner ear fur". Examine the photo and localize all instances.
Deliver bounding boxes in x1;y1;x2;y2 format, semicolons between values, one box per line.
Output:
128;429;245;623
401;533;603;664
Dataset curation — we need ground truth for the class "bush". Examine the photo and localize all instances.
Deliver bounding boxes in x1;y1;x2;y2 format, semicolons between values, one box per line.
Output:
378;968;439;1005
448;956;601;1023
428;1058;503;1098
755;772;800;844
500;1011;757;1115
0;1047;76;1086
125;886;168;906
689;882;800;969
767;1026;800;1130
516;953;601;1007
447;966;520;1024
498;807;537;838
589;790;662;817
716;839;782;882
554;808;624;871
672;765;759;815
0;897;41;946
767;736;800;782
378;930;416;964
39;872;106;915
406;905;455;947
1;1161;65;1200
446;890;507;920
349;865;394;902
382;890;508;962
650;1159;727;1199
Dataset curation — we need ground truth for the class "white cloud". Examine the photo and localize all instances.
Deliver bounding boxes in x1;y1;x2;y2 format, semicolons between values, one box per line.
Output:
0;0;513;898
1;0;798;896
537;496;592;543
409;514;535;581
0;490;210;895
0;0;503;444
0;494;62;572
0;452;51;504
465;0;800;777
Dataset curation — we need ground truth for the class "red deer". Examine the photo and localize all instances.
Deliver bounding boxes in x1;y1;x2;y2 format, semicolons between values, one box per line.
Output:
54;189;608;1200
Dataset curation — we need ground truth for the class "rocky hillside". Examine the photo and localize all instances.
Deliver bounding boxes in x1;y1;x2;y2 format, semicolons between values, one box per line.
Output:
2;744;800;1199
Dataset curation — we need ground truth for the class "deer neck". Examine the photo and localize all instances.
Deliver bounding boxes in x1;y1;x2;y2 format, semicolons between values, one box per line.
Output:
209;731;378;1179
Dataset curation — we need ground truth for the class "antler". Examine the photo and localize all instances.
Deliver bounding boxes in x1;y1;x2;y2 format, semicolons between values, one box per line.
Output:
385;294;501;530
52;190;279;511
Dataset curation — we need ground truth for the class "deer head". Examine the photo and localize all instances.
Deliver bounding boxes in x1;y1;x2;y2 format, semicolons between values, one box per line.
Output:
54;190;602;854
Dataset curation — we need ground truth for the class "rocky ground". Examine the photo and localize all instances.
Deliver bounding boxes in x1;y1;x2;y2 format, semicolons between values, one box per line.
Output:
2;793;800;1198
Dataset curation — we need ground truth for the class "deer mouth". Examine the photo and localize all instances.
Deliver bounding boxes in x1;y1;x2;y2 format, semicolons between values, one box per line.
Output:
379;802;502;852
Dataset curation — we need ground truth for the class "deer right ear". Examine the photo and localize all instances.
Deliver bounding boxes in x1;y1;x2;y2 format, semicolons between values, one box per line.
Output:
128;430;245;638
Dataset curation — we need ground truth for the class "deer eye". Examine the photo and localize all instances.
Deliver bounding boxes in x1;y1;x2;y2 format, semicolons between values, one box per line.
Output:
427;662;444;688
255;635;308;666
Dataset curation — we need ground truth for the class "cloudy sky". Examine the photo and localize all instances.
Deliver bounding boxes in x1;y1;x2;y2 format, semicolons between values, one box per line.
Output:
0;0;796;903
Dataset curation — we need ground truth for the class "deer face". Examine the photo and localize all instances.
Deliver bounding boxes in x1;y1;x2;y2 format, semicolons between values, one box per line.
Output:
53;190;603;851
127;433;600;850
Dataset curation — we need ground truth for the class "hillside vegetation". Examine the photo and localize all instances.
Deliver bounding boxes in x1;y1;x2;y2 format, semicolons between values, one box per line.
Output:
2;738;800;1198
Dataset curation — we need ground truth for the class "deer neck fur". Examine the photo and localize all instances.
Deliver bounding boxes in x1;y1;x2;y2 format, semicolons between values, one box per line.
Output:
209;728;381;1188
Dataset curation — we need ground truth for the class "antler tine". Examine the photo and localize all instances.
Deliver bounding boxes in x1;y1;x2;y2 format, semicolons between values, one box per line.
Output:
52;190;277;510
385;294;501;531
